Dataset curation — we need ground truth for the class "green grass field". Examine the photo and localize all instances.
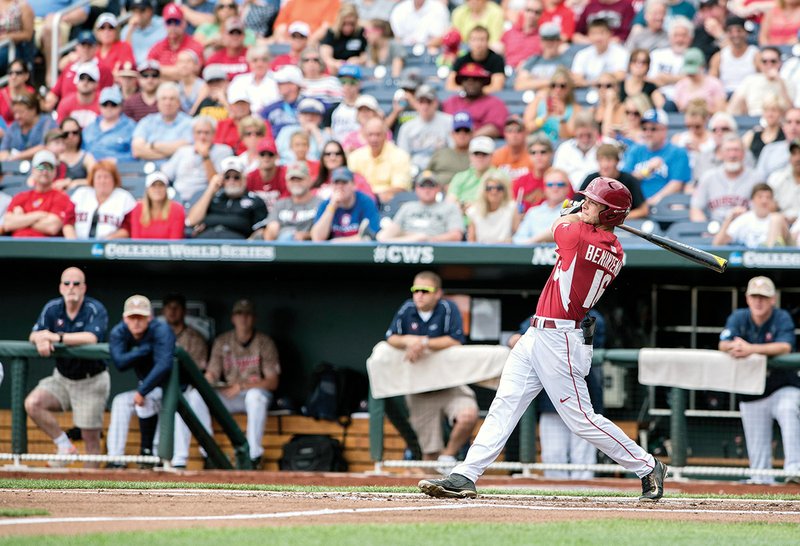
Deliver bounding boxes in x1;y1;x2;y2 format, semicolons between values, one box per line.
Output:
3;521;799;546
2;479;800;545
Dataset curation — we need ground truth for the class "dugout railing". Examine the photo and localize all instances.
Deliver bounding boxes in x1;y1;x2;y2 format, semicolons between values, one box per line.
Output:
0;341;252;469
370;349;800;481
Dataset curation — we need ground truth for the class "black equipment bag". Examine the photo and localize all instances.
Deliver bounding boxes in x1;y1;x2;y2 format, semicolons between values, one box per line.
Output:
279;434;348;472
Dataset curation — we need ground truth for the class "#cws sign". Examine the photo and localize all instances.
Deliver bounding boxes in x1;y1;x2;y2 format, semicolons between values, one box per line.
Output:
92;243;276;261
373;245;435;264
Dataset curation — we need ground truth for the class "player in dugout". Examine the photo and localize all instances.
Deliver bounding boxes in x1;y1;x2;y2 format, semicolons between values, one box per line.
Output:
420;177;668;501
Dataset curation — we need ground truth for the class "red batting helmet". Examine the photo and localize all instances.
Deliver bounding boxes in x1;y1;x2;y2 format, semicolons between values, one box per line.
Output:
577;177;632;227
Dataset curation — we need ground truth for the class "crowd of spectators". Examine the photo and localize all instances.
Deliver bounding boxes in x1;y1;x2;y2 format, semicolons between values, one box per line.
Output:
1;0;800;247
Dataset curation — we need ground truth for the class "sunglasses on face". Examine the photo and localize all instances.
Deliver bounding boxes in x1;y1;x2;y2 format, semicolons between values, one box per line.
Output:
323;150;344;157
8;70;26;76
228;29;244;35
332;179;351;185
625;110;641;116
712;126;732;133
302;57;320;63
62;280;83;287
101;101;119;108
485;184;505;192
224;174;242;180
642;126;661;132
686;123;703;130
63;130;80;136
598;83;615;89
762;58;780;65
165;18;182;26
217;3;236;9
288;176;305;182
471;151;489;157
98;25;115;31
550;82;567;89
35;164;55;171
454;128;472;133
79;74;97;82
546;181;568;187
417;181;438;188
259;151;275;157
291;33;307;39
243;131;263;137
410;286;436;294
529;148;549;155
140;72;159;79
339;77;359;85
525;8;542;14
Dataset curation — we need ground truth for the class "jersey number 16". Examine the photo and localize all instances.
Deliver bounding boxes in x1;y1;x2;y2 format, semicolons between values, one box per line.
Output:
582;269;612;309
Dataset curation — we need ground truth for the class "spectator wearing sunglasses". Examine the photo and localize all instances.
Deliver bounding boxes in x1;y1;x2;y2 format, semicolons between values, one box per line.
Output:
263;161;322;241
447;136;496;209
0;60;34;125
466;170;520;244
384;270;477;468
162;116;233;202
329;65;363;142
377;171;464;243
3;150;75;237
247;138;287;206
187;156;268;239
83;86;136;163
45;31;114;113
123;60;162;122
623;108;691;205
55;63;101;128
729;47;795;117
146;3;205;82
121;0;168;65
511;134;553;213
577;143;648;219
205;17;251;81
523;66;580;142
195;0;258;50
94;13;136;77
512;167;571;244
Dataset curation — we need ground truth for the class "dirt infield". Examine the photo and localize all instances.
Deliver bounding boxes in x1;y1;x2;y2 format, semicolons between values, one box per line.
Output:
2;470;800;536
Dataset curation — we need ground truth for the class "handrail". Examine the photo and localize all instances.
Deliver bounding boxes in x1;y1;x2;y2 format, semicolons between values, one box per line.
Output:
49;0;92;88
1;340;251;470
0;38;17;89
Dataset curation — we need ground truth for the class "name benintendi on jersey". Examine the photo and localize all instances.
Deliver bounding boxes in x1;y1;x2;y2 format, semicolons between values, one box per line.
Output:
585;244;623;277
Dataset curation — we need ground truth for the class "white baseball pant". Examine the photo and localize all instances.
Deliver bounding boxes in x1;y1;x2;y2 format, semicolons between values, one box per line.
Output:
739;386;800;484
453;324;655;482
0;362;4;387
171;387;272;466
106;387;162;458
539;412;597;479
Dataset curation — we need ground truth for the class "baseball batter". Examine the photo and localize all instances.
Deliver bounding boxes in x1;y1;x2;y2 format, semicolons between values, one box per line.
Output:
419;177;667;501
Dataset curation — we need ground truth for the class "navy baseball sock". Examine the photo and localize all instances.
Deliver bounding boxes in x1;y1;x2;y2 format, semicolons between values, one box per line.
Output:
138;415;158;453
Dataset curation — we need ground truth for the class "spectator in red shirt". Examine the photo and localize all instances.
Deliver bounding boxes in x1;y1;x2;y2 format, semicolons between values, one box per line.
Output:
45;31;114;112
205;17;249;80
56;64;101;128
112;171;185;239
499;0;543;68
442;63;509;138
246;138;288;207
3;150;76;238
270;21;309;71
147;3;205;82
512;133;553;212
122;60;161;122
0;60;34;125
94;13;136;74
539;0;575;41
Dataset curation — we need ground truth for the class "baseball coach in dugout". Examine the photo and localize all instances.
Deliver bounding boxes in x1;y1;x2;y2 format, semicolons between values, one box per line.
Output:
419;177;668;501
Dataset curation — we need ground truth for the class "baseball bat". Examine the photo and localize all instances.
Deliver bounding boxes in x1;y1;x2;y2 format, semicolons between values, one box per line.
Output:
618;224;728;273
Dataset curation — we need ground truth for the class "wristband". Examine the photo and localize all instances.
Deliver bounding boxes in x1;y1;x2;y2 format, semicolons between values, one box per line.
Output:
58;333;64;344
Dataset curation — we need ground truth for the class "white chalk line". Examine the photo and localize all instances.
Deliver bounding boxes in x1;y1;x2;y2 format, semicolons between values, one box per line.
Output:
3;500;800;527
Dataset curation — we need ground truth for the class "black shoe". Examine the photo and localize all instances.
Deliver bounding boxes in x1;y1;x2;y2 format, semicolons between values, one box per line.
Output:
639;459;668;501
105;461;127;470
418;473;477;499
250;456;262;470
138;448;156;470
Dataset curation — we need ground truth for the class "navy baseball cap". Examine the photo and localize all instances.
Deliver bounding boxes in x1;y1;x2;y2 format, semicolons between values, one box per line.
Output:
77;30;97;45
453;111;473;131
331;167;354;182
641;108;668;126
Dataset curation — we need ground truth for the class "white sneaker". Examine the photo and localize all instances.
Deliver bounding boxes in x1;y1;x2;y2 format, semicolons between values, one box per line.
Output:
48;444;78;468
435;454;456;475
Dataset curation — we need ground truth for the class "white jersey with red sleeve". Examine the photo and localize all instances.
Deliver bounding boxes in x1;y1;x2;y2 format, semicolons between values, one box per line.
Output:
536;221;624;322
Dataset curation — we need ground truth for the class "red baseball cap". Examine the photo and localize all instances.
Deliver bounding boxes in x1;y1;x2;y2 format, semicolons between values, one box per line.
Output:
257;138;277;154
162;3;184;21
455;63;491;84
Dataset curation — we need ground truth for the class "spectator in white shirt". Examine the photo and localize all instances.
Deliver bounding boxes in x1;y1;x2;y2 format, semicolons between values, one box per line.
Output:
552;111;602;190
648;15;694;108
389;0;450;49
570;18;628;87
227;45;280;114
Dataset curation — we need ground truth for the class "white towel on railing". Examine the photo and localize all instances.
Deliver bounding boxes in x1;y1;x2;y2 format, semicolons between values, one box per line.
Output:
366;341;510;399
638;348;767;395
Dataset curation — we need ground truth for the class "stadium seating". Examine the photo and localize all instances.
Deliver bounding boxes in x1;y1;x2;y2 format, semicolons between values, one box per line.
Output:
664;220;721;246
648;193;692;226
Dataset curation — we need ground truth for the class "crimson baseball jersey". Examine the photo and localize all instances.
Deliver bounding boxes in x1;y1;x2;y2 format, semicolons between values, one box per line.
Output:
7;189;75;237
536;221;623;322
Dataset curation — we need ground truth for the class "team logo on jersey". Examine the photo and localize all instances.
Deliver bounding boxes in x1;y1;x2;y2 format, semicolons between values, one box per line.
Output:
410;322;419;331
341;213;352;226
56;319;64;327
766;332;773;342
429;324;439;331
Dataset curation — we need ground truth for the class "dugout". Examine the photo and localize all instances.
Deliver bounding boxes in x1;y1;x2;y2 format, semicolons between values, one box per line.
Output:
1;240;799;467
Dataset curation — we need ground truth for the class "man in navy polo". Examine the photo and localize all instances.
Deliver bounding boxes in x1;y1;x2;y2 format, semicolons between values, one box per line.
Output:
25;267;109;467
385;270;478;472
719;276;800;485
106;295;176;468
